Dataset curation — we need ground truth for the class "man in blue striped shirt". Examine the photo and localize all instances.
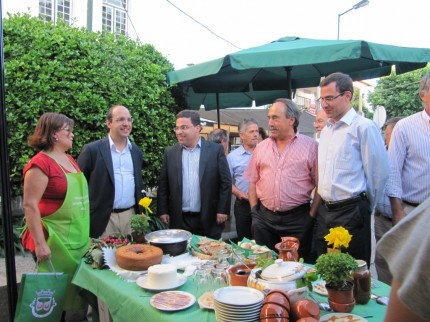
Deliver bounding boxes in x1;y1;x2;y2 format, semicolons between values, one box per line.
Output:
386;73;430;225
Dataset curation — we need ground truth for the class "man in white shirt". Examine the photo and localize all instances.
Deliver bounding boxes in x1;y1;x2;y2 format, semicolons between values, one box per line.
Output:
316;72;389;266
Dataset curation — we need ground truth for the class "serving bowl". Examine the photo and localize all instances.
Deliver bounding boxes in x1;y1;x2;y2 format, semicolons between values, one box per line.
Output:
247;259;309;303
145;229;192;256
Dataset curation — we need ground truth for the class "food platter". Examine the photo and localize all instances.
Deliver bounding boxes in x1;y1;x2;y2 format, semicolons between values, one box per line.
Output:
198;292;215;310
136;274;186;291
150;291;196;311
320;313;368;321
313;281;328;296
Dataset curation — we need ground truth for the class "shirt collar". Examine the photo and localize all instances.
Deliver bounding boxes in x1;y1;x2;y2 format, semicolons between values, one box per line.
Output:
108;135;132;151
327;108;356;127
182;137;201;151
421;110;430;124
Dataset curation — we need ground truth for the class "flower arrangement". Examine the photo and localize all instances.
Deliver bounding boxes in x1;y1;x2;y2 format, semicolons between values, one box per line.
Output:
130;197;167;240
325;226;352;252
315;226;357;290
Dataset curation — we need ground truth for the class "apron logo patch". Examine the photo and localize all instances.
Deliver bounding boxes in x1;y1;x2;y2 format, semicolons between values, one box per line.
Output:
30;289;57;318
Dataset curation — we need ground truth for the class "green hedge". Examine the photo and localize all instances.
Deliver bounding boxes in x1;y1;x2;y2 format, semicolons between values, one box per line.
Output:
3;14;179;196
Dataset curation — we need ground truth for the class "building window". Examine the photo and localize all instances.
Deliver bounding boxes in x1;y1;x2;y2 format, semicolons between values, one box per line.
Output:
102;0;127;36
39;0;71;25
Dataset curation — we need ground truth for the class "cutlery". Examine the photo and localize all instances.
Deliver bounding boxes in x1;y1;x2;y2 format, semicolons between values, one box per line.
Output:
309;292;332;311
229;242;252;271
371;294;389;305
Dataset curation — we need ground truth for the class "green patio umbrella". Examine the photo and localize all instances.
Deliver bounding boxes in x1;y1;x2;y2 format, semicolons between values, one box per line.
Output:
167;36;430;112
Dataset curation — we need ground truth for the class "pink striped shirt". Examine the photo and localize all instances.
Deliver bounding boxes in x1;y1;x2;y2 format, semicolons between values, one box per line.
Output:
244;134;318;211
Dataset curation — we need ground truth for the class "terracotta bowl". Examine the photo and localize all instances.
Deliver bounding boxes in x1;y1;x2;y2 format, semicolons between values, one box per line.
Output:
264;290;291;311
227;263;256;286
328;299;356;313
291;298;320;320
260;302;290;321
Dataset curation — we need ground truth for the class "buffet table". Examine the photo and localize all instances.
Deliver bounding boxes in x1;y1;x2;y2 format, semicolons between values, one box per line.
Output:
72;259;390;322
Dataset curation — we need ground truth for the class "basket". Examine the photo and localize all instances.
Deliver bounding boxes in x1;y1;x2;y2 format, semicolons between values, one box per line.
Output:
191;248;215;260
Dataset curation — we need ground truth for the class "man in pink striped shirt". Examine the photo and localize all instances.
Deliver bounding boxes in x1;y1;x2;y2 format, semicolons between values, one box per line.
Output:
244;98;320;261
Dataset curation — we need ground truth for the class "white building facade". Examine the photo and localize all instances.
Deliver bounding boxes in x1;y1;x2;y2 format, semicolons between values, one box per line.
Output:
2;0;140;40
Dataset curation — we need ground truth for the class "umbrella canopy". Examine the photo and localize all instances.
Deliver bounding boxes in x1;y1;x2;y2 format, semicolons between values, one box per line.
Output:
167;36;430;110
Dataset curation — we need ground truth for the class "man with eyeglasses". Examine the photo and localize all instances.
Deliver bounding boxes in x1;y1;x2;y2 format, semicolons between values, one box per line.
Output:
315;72;389;267
157;110;231;239
78;105;143;238
244;99;319;261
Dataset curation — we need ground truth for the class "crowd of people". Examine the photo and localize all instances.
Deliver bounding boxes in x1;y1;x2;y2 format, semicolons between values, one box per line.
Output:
20;72;430;321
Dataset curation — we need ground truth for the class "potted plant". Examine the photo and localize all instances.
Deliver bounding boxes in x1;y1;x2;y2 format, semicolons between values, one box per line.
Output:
130;197;166;242
315;227;358;312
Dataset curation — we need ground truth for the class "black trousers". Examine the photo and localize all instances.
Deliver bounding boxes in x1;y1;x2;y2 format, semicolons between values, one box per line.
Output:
182;212;222;239
316;197;371;265
234;198;253;240
251;202;314;262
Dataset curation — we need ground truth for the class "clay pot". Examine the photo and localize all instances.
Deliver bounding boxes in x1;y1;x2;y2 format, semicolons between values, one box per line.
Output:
260;302;290;321
291;298;320;321
328;299;356;313
131;233;146;243
275;236;300;261
227;263;256;286
326;281;354;304
264;290;291;312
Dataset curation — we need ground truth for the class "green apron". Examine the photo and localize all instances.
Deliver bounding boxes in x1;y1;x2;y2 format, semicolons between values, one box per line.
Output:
38;153;90;311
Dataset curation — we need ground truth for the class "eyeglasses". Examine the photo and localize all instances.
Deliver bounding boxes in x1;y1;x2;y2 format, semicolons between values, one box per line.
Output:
317;92;345;103
112;117;133;123
173;125;193;132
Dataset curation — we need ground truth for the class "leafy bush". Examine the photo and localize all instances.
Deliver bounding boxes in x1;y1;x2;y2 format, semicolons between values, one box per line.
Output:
315;252;358;289
3;13;179;196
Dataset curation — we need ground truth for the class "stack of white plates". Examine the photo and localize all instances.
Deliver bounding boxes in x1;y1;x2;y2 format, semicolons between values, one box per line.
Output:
213;286;264;322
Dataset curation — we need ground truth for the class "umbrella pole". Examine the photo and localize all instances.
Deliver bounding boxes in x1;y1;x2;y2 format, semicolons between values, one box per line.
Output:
285;67;292;99
216;93;221;128
0;1;19;320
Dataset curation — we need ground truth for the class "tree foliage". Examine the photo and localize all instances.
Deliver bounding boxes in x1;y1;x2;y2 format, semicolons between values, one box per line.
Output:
3;13;178;196
368;65;430;119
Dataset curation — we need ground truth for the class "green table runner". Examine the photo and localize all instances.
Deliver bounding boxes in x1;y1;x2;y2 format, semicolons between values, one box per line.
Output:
72;259;389;322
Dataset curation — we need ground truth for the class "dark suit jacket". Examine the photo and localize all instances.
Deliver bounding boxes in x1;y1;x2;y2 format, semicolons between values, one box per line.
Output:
77;137;143;238
157;138;232;239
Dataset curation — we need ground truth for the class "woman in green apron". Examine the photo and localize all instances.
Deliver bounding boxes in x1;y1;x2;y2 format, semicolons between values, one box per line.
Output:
22;112;90;317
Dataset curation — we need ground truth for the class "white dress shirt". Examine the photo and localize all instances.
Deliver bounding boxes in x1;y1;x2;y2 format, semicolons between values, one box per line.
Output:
318;108;389;210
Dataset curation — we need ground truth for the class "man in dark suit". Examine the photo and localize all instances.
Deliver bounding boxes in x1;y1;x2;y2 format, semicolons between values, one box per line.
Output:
77;105;143;238
157;110;231;239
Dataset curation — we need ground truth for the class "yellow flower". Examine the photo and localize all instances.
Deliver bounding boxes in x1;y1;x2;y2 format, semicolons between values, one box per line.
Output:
325;226;352;249
139;197;153;214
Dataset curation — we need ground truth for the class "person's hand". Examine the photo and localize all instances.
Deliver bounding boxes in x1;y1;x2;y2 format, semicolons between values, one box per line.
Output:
160;214;170;224
216;213;228;224
35;243;51;262
237;191;248;201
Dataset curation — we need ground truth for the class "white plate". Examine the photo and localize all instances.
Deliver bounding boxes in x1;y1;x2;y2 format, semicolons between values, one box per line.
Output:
150;291;195;311
136;274;186;291
320;313;368;321
213;286;264;306
198;292;214;310
313;281;328;296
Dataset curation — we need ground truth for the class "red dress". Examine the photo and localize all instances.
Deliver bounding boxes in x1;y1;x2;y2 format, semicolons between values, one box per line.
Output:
21;152;80;252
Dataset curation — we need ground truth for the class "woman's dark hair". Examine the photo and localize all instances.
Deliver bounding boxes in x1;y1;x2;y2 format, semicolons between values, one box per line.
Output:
28;112;74;151
258;127;267;140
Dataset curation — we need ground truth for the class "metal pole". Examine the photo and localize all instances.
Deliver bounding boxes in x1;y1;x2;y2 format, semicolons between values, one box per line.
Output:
216;93;221;128
337;13;341;40
0;0;19;320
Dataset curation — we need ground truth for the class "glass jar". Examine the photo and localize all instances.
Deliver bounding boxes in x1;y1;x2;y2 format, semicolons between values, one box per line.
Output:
352;259;371;304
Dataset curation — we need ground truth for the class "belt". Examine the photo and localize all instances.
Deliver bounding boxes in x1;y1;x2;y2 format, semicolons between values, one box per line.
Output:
402;200;419;207
260;203;309;215
321;192;366;210
235;198;250;205
112;206;133;213
182;211;200;216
